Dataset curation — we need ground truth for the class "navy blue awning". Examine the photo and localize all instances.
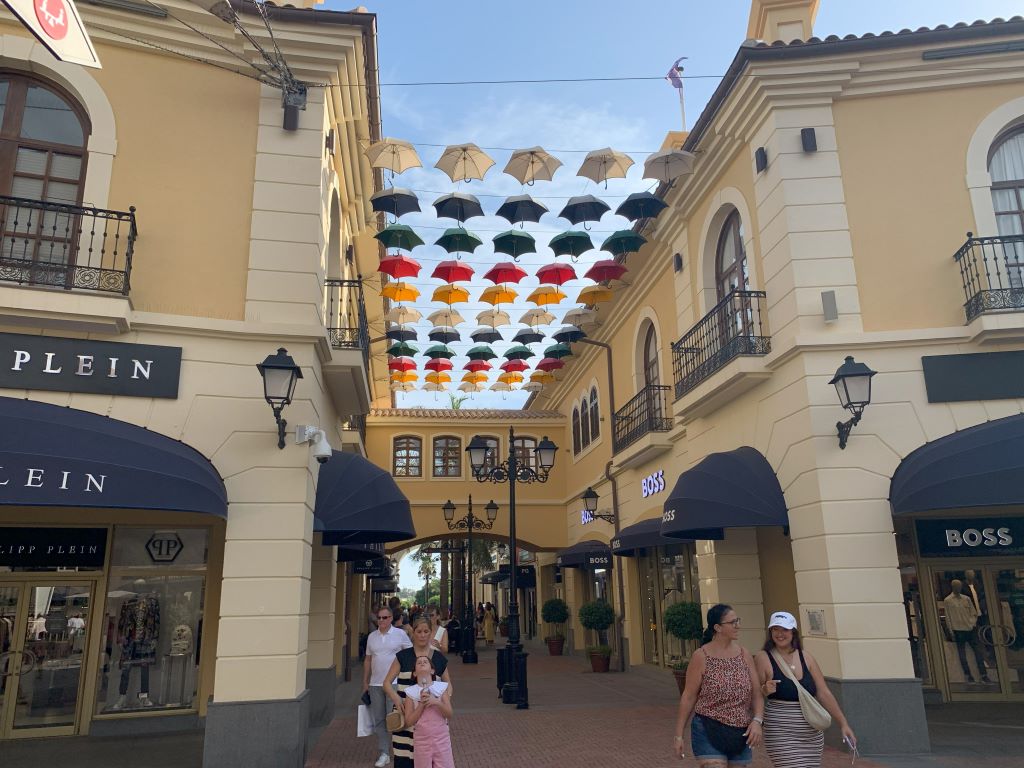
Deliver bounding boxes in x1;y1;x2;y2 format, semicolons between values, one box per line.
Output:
891;414;1024;514
315;450;415;545
662;446;787;539
480;570;507;584
337;541;386;563
611;517;717;556
0;396;226;516
555;539;612;568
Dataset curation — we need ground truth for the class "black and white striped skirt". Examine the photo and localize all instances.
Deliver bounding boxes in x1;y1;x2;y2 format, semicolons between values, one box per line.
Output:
763;700;824;768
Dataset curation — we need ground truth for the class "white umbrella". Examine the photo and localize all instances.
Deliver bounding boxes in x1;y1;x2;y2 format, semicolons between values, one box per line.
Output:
423;382;448;392
366;138;422;174
643;149;697;182
386;306;422;325
577;147;634;183
391;381;416;392
427;308;466;327
490;381;513;392
458;382;486;393
435;143;495;182
476;308;511;328
522;381;544;392
503;146;563;184
564;307;599;327
519;308;556;327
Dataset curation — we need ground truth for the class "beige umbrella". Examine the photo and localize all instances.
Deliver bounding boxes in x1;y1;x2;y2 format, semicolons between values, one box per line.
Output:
390;381;416;392
385;306;422;324
423;382;448;392
519;308;556;327
564;307;599;327
366;138;422;174
577;147;634;183
435;143;495;182
503;146;563;184
643;149;697;182
427;308;466;327
458;381;486;393
476;308;511;328
522;381;544;392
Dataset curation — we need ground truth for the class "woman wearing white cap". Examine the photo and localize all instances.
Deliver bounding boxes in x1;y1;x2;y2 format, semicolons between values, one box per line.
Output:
754;611;856;767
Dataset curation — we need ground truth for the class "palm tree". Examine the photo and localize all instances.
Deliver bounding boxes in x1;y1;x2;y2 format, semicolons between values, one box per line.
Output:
448;393;469;409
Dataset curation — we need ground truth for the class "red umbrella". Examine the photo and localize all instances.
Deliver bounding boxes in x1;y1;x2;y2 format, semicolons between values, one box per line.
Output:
388;356;417;372
431;260;475;283
425;358;454;372
464;359;493;372
483;261;528;284
378;254;422;279
536;357;565;372
536;262;577;286
500;359;531;373
584;259;628;283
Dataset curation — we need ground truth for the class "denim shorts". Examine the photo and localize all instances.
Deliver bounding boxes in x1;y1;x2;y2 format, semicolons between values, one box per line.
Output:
691;714;753;764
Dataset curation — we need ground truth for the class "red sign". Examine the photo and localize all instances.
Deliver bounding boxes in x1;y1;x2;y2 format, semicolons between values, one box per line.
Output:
1;0;100;68
34;0;68;41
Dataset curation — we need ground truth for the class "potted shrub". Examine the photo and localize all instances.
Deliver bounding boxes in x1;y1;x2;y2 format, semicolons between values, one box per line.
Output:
541;598;570;656
663;601;703;694
578;599;615;673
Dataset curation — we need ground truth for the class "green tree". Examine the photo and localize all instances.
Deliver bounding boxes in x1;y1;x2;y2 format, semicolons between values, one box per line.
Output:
448;393;469;409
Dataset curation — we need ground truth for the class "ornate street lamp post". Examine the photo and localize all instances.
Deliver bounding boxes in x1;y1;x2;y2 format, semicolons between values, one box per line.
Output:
829;356;877;449
442;496;498;664
466;426;557;709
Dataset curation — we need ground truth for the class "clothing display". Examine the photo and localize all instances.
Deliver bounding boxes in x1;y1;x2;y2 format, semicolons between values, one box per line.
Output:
943;587;990;683
118;595;160;661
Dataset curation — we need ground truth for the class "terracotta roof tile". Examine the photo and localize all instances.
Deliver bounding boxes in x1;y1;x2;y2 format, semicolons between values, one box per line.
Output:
369;408;563;420
750;16;1024;48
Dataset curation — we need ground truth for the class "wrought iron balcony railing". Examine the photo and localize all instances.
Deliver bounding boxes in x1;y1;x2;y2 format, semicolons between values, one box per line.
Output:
671;289;771;401
612;384;673;453
0;195;137;295
954;233;1024;322
325;277;370;366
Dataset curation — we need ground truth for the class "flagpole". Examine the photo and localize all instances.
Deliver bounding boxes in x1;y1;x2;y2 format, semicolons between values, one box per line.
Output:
676;64;686;131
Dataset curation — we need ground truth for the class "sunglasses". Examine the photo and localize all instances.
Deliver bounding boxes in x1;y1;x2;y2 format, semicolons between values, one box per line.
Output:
377;614;392;619
719;618;742;627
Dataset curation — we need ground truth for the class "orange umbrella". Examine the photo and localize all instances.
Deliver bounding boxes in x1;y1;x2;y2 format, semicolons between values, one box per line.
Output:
578;285;614;305
530;371;556;384
425;371;452;384
461;371;488;385
480;285;518;305
382;281;420;302
432;284;471;305
527;284;567;306
498;371;524;385
390;371;418;383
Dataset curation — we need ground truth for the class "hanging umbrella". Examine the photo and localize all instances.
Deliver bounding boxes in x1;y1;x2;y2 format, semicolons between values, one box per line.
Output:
483;261;528;285
458;382;486;393
527;284;568;306
544;343;573;359
490;381;513;392
427;308;465;327
564;307;598;327
498;371;525;385
431;260;475;283
370;187;421;218
432;192;485;222
461;371;489;385
388;356;417;372
643;148;697;182
386;326;417;342
530;371;556;384
476;308;511;327
425;371;452;385
366;138;422;174
480;285;517;306
576;148;634;183
503;146;563;184
391;370;418;383
536;357;565;372
493;230;537;261
578;284;614;305
470;326;503;344
519;308;556;327
496;194;549;225
428;326;461;344
549;230;594;259
375;223;424;250
558;195;610;225
386;341;418;357
504;344;535;361
382;281;420;302
386;306;421;325
585;259;628;283
377;254;422;279
553;325;587;344
424;344;456;360
467;345;498;361
615;192;668;222
602;230;647;257
522;381;545;392
435;143;495;182
431;284;471;305
512;328;545;345
464;359;493;373
536;262;576;286
435;228;483;255
423;382;448;392
392;381;416;392
500;358;531;373
425;358;454;373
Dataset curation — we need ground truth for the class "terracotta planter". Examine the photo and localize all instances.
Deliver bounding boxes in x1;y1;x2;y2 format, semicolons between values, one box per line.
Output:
499;624;509;637
672;667;688;694
546;636;565;656
589;651;610;673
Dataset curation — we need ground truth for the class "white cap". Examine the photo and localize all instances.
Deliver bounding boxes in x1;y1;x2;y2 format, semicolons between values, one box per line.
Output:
768;611;797;630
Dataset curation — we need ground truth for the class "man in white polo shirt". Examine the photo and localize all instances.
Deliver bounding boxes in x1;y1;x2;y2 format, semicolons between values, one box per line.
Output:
363;605;412;767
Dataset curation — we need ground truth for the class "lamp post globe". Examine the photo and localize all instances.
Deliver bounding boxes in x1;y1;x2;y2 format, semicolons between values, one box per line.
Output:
829;356;877;448
256;348;303;449
581;486;599;513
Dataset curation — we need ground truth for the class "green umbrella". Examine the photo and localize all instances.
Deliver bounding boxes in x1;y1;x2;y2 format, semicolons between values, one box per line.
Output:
601;229;647;257
549;230;594;259
435;227;483;254
493;230;537;260
424;344;456;360
375;223;424;250
544;343;573;359
504;344;535;361
466;345;497;361
386;341;418;357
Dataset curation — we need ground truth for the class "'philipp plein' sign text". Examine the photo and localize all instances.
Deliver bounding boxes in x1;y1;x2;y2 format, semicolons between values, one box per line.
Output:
0;333;182;398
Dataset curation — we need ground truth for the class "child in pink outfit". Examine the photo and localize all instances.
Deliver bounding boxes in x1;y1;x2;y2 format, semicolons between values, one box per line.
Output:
402;655;455;768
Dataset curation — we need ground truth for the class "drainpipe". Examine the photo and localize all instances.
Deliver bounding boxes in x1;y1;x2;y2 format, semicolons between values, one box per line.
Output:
578;338;616;415
605;460;628;672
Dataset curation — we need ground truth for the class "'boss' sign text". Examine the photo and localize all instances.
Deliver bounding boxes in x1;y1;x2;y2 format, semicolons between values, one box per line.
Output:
945;527;1013;548
641;470;665;498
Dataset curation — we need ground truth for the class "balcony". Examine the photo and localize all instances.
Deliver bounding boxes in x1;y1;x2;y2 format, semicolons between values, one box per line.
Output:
954;233;1024;323
323;277;371;417
612;384;673;457
340;413;367;455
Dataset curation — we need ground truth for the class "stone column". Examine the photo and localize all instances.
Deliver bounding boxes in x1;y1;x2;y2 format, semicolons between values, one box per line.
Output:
694;529;766;651
307;535;337;726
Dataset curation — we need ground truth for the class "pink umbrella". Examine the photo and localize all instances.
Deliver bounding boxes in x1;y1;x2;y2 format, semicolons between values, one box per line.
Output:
536;262;577;286
584;259;628;283
535;357;565;372
483;261;529;284
431;260;475;283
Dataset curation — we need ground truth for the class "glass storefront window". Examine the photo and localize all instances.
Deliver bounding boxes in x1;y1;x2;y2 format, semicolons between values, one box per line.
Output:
638;543;700;667
895;518;932;687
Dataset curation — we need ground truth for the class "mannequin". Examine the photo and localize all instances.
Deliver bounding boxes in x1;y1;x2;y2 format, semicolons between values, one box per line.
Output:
113;593;161;709
963;569;996;667
943;579;990;684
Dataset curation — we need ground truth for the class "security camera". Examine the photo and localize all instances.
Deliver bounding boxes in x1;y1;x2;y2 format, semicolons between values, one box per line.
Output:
296;425;333;464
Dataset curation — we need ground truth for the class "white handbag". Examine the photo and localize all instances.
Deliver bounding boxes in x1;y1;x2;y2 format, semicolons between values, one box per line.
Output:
770;649;832;731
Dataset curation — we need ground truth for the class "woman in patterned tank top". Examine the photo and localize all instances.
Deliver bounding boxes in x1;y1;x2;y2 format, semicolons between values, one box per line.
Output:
672;604;764;766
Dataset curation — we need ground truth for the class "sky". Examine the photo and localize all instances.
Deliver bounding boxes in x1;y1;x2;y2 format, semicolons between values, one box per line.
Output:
325;0;1023;415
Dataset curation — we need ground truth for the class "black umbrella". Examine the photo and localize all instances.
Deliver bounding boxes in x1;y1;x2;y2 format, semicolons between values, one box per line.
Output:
615;191;668;222
386;326;418;343
558;194;610;225
432;192;484;222
512;328;545;345
496;194;549;225
370;187;421;218
428;326;461;344
553;325;587;344
470;326;503;344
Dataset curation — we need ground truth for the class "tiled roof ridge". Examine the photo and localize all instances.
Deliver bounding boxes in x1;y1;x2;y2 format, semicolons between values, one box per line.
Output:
369;408;563;419
751;16;1024;49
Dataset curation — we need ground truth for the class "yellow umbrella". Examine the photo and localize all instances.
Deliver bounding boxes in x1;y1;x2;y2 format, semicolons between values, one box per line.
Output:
425;371;452;384
432;284;471;305
527;284;567;306
498;371;524;385
390;371;418;383
461;371;488;385
578;285;614;305
382;281;420;302
480;285;518;306
530;371;556;384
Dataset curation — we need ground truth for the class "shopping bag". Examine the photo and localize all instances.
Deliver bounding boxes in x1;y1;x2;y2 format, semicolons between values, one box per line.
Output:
357;704;374;737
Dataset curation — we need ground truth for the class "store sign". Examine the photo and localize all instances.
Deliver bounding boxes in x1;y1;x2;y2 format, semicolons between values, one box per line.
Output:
641;469;666;498
916;517;1024;558
587;553;611;567
0;526;107;568
353;557;390;576
0;333;182;398
0;0;101;68
581;509;594;525
371;577;398;593
146;531;184;563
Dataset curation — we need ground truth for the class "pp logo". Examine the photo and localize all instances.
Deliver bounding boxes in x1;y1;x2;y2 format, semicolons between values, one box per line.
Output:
146;531;184;563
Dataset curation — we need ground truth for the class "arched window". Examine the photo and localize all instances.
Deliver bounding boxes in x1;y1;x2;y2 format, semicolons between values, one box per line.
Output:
991;128;1024;241
643;324;660;387
716;209;748;300
513;436;538;473
589;387;600;439
572;409;581;455
432;436;461;477
392;436;422;477
580;397;591;448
